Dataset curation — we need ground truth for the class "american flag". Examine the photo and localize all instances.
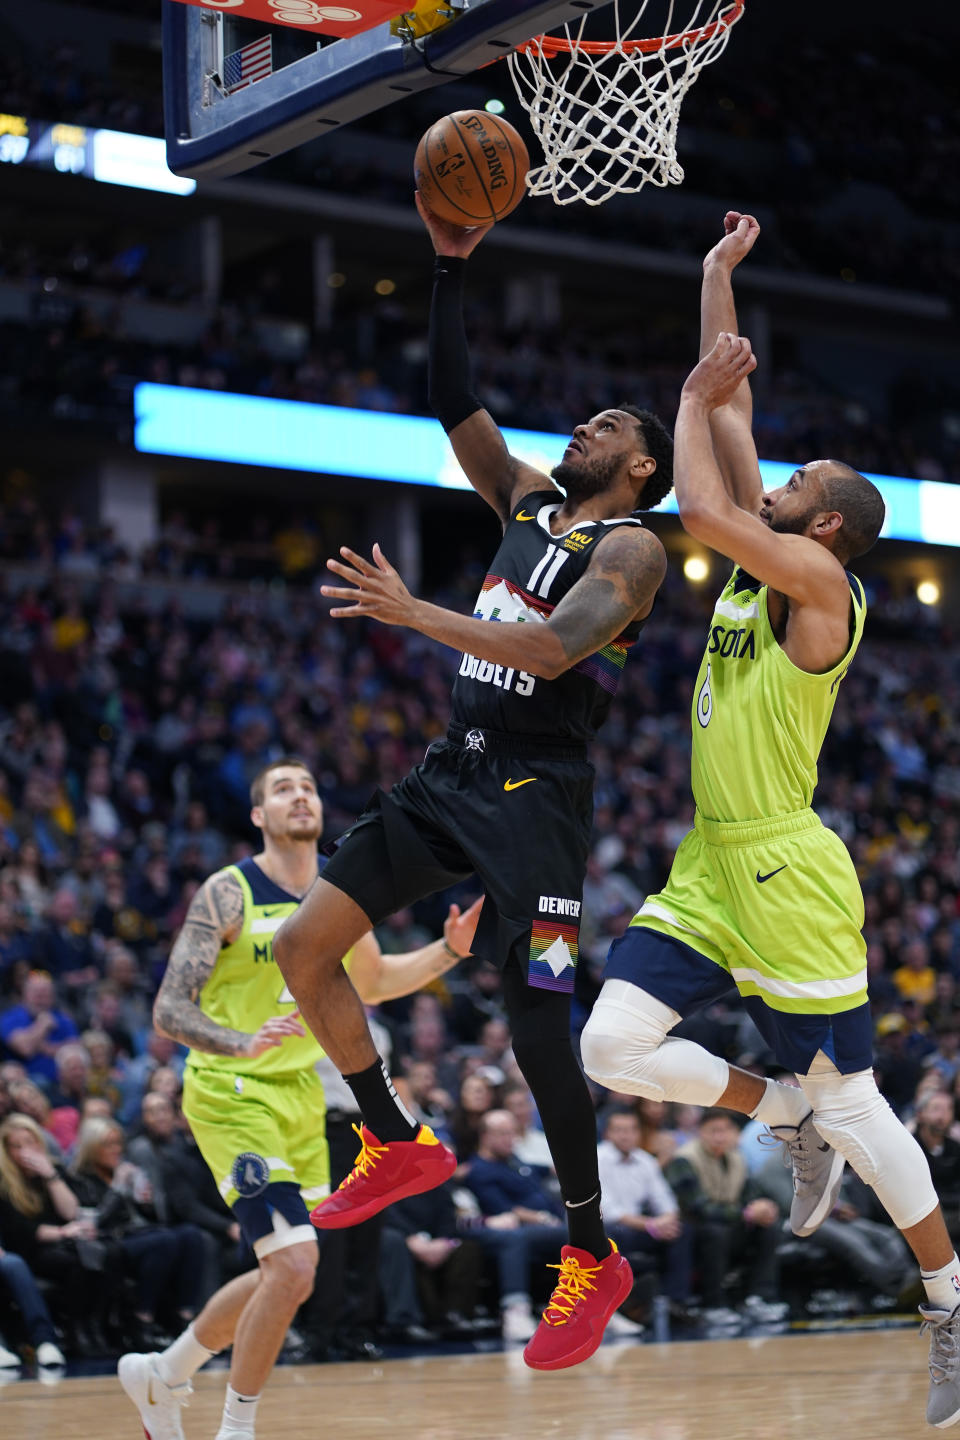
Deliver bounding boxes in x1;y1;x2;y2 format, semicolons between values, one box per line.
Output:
223;34;273;94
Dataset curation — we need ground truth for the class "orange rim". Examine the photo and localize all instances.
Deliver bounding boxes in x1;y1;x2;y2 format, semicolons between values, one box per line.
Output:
515;0;744;57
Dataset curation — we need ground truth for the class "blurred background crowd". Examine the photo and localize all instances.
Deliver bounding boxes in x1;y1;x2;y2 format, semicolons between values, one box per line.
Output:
0;543;958;1363
0;0;958;1372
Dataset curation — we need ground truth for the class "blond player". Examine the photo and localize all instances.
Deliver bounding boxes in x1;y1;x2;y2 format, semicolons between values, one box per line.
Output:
119;757;479;1440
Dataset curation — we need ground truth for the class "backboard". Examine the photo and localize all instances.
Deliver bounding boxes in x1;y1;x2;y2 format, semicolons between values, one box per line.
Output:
163;0;616;181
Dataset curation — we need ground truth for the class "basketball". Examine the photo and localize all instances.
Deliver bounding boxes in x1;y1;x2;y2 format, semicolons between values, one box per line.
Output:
415;109;529;227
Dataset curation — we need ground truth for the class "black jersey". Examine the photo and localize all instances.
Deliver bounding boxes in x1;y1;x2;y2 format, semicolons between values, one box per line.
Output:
450;490;648;742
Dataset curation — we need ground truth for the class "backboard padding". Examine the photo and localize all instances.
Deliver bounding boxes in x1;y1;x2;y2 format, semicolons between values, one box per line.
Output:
163;0;615;180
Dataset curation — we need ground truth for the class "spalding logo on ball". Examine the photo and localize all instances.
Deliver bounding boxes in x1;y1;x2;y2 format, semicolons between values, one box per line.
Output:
415;109;530;227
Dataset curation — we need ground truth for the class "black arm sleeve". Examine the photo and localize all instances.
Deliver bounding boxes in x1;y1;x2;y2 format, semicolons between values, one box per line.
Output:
428;255;483;434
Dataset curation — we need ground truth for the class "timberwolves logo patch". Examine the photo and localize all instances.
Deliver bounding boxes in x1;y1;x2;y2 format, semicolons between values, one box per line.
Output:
232;1152;270;1198
696;663;713;729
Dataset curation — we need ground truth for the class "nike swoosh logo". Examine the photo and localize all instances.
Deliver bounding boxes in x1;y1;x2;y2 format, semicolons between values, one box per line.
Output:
261;907;284;917
756;865;787;883
515;510;535;521
504;778;537;792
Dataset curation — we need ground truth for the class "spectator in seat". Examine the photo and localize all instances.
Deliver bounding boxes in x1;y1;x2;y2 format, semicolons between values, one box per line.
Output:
915;1091;960;1248
0;901;38;999
893;939;938;1010
70;1117;205;1348
47;1042;92;1152
466;1109;565;1343
126;1094;242;1299
449;1071;499;1165
118;1030;184;1126
0;1114;105;1353
597;1109;693;1313
6;1080;65;1163
39;888;99;1002
502;1080;556;1182
666;1109;786;1328
0;971;78;1087
379;1181;483;1341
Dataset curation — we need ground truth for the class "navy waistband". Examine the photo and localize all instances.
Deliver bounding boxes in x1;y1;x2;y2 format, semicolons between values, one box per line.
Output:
446;723;587;761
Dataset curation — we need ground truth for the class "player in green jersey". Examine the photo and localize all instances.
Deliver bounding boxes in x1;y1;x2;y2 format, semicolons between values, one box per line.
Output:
118;756;480;1440
581;215;960;1429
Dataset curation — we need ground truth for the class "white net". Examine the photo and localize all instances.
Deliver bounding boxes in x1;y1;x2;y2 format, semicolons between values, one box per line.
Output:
507;0;744;206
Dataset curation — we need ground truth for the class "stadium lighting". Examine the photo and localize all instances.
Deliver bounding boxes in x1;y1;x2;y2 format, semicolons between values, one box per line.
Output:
683;555;710;583
484;99;506;114
916;580;941;606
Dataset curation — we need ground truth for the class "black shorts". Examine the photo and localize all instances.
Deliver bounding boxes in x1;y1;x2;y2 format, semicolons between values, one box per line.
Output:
322;725;594;993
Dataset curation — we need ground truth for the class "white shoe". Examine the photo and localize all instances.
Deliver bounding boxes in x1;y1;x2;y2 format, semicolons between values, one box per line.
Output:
921;1303;960;1429
742;1295;790;1324
604;1311;645;1337
118;1352;192;1440
701;1306;742;1330
769;1111;845;1237
501;1303;538;1342
0;1342;21;1369
36;1342;66;1367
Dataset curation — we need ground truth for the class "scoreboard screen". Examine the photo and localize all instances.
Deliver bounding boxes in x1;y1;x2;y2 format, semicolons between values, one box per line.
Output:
0;114;196;196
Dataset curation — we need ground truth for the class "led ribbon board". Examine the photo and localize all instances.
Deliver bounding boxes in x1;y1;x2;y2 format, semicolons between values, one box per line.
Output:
133;383;960;546
0;113;196;195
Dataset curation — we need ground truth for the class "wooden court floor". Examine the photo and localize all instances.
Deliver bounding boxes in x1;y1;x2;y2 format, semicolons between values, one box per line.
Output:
0;1328;938;1440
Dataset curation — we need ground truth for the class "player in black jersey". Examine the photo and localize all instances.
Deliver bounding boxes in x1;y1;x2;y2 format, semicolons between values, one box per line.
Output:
273;199;673;1370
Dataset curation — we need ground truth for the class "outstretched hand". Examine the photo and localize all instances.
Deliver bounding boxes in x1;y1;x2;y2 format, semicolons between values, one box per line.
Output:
443;896;484;960
415;191;494;259
703;211;760;273
322;543;419;627
247;1012;305;1057
681;332;758;411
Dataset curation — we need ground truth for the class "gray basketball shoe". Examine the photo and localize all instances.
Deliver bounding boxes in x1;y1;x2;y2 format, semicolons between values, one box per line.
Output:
768;1111;845;1237
920;1304;960;1428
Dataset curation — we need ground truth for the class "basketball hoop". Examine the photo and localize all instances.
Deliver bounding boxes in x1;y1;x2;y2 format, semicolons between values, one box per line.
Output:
506;0;745;206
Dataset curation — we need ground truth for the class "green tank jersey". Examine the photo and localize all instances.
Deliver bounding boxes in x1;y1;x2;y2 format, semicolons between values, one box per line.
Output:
691;567;866;822
186;855;324;1080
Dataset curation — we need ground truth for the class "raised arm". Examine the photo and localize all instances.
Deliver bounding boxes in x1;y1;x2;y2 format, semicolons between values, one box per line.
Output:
675;335;849;613
700;213;764;514
418;194;551;524
323;527;666;680
154;870;304;1058
350;897;482;1006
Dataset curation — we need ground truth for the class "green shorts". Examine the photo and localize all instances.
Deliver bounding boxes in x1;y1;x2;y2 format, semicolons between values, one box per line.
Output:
183;1065;329;1255
605;808;871;1074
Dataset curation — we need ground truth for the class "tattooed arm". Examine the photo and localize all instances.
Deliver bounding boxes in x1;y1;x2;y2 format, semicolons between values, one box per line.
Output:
154;869;305;1057
321;529;666;680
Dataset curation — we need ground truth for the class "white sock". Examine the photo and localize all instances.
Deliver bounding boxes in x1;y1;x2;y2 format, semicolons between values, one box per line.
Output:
216;1384;261;1438
750;1078;810;1129
921;1254;960;1313
156;1322;218;1387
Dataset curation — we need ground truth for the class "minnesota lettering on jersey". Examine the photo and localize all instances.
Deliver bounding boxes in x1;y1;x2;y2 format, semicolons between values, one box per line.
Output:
706;622;757;660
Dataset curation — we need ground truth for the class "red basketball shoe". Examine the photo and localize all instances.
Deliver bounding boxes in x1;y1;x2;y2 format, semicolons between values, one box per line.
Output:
310;1124;456;1230
523;1241;634;1371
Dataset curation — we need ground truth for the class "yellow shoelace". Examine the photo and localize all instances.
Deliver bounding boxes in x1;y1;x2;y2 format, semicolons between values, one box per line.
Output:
541;1254;603;1327
339;1124;389;1188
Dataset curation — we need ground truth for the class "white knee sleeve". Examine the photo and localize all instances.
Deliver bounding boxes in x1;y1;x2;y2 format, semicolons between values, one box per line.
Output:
581;980;729;1106
797;1058;939;1232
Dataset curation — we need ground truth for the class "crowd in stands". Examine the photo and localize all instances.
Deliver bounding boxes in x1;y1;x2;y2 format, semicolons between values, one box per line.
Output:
0;528;958;1366
1;15;959;489
1;277;956;486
